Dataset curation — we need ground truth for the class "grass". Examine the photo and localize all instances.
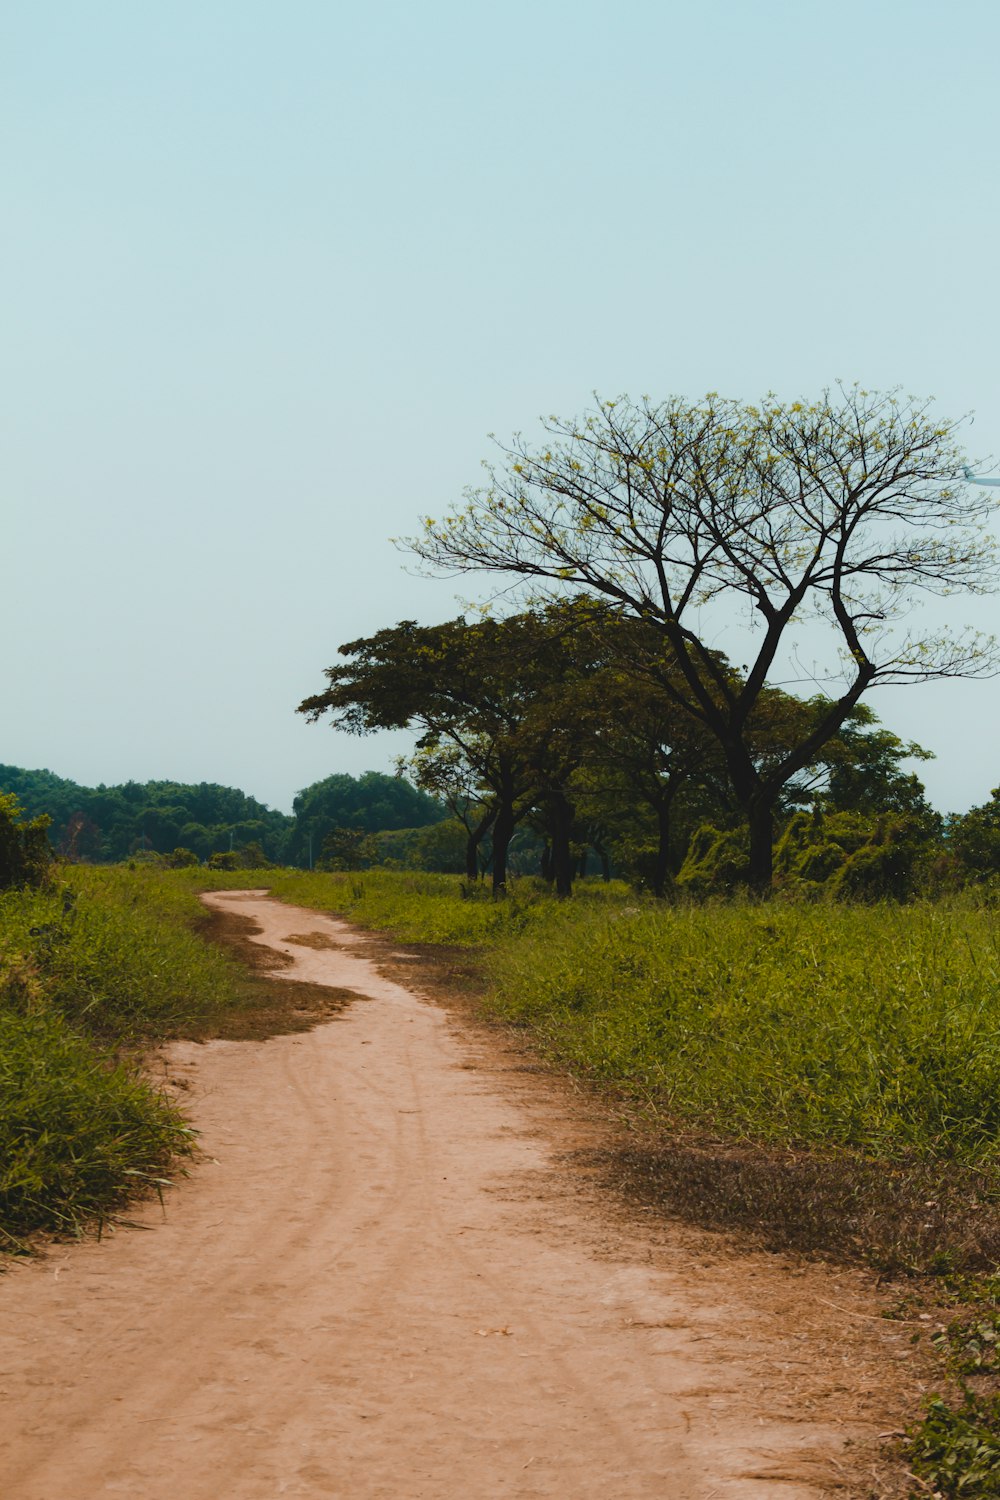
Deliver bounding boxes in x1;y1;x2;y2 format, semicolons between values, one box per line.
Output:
0;1007;191;1248
484;898;1000;1166
9;862;1000;1493
171;868;1000;1272
0;864;350;1250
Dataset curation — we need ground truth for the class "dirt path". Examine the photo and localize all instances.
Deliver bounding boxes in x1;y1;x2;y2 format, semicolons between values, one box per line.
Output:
0;892;915;1499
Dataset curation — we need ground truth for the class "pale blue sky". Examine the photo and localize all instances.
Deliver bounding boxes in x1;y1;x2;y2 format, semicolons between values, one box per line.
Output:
4;1;999;813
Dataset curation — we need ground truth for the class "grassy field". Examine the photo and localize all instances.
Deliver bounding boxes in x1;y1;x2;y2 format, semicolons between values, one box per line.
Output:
208;873;1000;1162
10;862;1000;1264
0;864;339;1248
7;863;1000;1494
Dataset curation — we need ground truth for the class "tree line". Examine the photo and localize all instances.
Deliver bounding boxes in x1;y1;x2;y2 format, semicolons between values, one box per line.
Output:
0;766;444;871
300;597;999;899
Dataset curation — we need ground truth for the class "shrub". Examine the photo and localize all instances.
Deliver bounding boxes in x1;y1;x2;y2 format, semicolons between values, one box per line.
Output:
0;792;51;891
675;824;749;894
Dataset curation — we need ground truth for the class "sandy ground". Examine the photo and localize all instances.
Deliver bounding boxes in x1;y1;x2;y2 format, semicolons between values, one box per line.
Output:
0;891;919;1499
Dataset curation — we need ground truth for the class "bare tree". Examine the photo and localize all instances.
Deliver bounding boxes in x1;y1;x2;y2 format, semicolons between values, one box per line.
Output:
409;386;999;890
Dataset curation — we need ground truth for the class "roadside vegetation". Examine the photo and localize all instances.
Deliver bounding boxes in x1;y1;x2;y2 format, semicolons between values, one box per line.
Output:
202;866;1000;1498
9;852;1000;1492
0;809;344;1252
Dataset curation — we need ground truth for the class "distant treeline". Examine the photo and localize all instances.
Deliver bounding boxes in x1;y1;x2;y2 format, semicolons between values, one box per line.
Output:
4;741;1000;897
0;766;447;868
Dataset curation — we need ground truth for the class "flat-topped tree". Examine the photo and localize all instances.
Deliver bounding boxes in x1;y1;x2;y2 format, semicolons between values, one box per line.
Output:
299;603;613;895
408;387;1000;891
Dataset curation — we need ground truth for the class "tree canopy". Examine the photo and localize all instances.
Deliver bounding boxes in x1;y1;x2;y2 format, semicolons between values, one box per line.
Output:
285;771;445;868
409;387;999;888
299;599;939;897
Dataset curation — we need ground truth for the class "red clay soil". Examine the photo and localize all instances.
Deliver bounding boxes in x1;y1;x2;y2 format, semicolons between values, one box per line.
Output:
0;891;923;1499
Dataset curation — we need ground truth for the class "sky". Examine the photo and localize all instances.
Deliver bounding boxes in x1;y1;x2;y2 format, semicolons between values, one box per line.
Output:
4;0;1000;815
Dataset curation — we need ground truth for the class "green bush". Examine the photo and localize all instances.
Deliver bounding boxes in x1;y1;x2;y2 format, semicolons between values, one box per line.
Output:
164;846;200;868
906;1393;1000;1497
0;792;51;891
675;824;749;894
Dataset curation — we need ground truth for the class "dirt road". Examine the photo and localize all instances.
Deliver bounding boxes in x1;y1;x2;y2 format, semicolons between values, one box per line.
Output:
0;892;911;1498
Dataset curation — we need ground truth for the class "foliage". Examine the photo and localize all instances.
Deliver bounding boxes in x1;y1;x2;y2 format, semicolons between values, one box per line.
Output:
207;851;240;871
299;602;618;894
301;601;925;897
319;827;377;871
285;770;444;867
409;386;998;889
949;790;1000;883
906;1393;1000;1497
163;846;200;868
675;824;750;894
0;764;451;871
770;807;940;900
0;765;293;864
0;791;51;891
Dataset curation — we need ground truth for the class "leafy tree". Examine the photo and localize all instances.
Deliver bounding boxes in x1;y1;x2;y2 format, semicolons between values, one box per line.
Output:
319;827;376;871
207;851;240;871
817;703;938;823
948;790;1000;881
400;746;497;879
0;766;293;863
287;771;444;868
239;841;272;869
0;792;51;890
300;609;599;894
406;818;469;873
410;387;998;890
301;600;654;895
164;847;200;868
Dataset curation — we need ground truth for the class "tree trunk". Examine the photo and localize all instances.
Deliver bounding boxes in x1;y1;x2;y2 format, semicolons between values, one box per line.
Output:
539;842;553;883
747;800;774;895
465;809;495;881
491;797;515;897
724;743;774;896
652;801;672;899
600;850;611;882
550;795;575;899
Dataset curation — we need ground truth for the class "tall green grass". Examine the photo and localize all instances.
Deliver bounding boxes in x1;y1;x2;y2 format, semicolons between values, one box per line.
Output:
200;868;1000;1168
0;1008;191;1245
483;898;1000;1165
208;867;631;946
0;865;269;1247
